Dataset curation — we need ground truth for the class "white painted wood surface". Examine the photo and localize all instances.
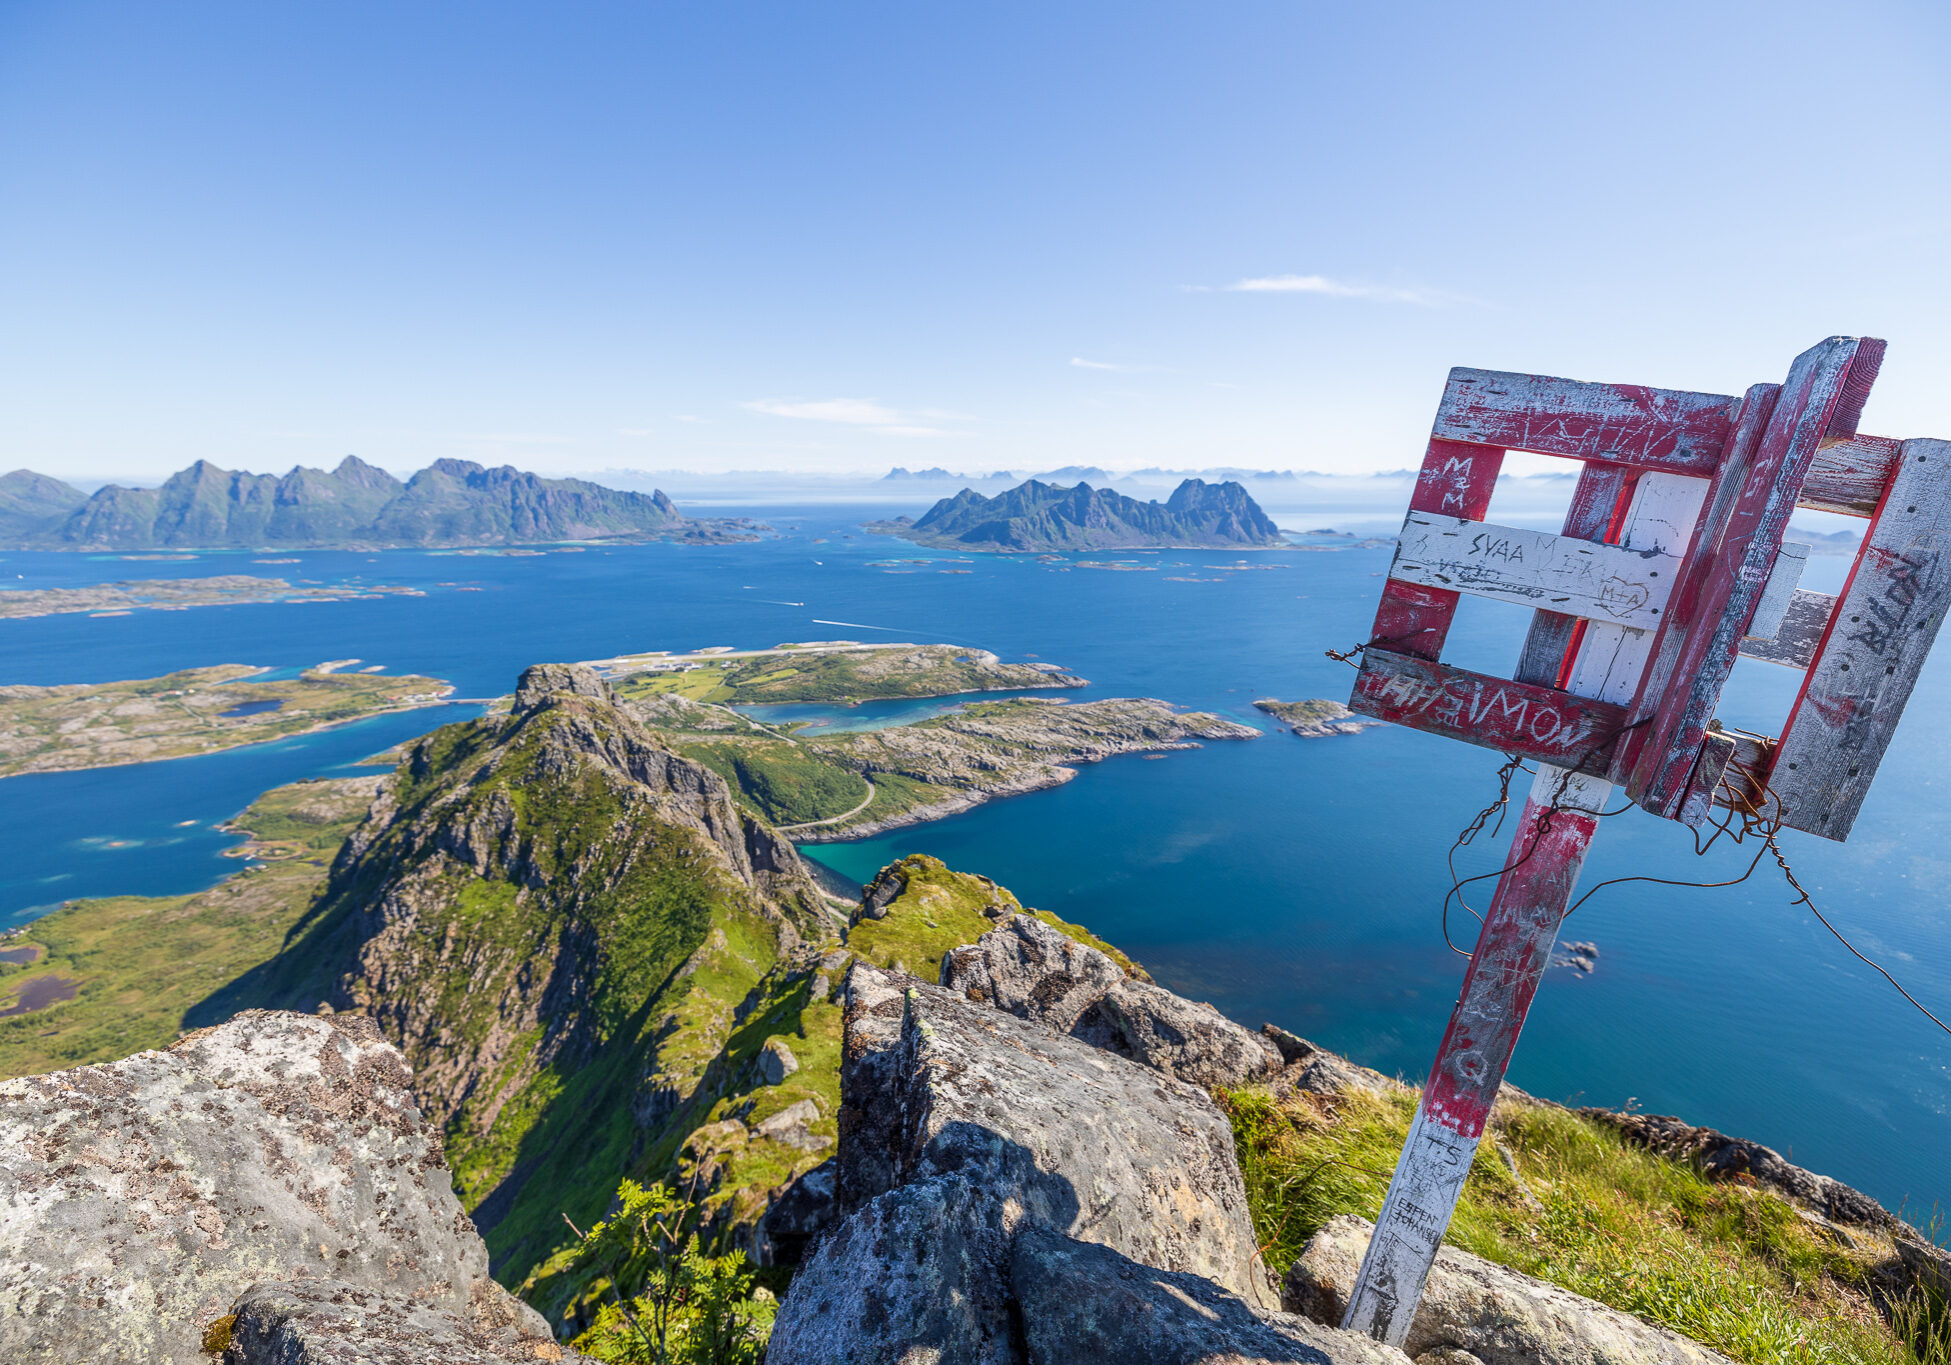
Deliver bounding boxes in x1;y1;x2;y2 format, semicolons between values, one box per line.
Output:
1746;542;1809;640
1389;513;1685;630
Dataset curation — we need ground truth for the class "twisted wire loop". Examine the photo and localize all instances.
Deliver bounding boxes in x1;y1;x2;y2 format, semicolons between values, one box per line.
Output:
1434;728;1951;1039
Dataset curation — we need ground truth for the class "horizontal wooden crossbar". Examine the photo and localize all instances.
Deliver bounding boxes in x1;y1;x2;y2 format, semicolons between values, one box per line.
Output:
1431;369;1736;477
1348;650;1628;775
1390;513;1682;631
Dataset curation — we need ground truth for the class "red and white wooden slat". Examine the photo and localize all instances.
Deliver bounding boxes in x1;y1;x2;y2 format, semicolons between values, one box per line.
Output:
1338;337;1951;1345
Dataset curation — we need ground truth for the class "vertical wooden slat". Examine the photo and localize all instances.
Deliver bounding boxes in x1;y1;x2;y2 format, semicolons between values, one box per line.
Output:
1623;337;1887;818
1514;465;1635;686
1769;437;1951;839
1367;438;1503;660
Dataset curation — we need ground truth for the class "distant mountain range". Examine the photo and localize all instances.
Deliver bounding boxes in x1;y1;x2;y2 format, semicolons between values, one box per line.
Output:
871;477;1285;552
0;458;758;550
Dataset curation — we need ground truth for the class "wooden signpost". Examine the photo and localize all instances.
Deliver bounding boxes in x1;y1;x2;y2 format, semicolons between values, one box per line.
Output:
1339;337;1951;1347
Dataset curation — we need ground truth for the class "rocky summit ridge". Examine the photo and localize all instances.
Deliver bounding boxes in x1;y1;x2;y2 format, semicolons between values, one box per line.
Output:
0;457;752;549
878;475;1285;551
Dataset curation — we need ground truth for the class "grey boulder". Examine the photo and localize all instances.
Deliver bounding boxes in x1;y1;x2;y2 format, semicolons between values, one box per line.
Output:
222;1278;578;1364
763;1174;1018;1365
1286;1215;1736;1365
941;912;1281;1087
1011;1224;1410;1365
839;961;1273;1305
0;1010;536;1365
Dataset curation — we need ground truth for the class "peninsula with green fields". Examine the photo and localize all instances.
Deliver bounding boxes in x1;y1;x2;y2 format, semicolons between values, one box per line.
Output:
0;663;453;777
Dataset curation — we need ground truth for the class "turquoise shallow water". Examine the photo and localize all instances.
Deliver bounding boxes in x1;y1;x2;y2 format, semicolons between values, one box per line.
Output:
0;512;1946;1225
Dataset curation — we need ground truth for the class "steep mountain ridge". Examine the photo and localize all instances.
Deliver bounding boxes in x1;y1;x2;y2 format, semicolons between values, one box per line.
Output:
888;476;1284;551
193;663;835;1277
0;457;730;548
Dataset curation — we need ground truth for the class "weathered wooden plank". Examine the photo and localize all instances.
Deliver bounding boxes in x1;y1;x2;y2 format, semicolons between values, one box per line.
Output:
1368;439;1504;659
1802;434;1900;517
1623;337;1887;819
1431;368;1737;476
1677;731;1737;828
1745;542;1809;640
1770;437;1951;840
1739;589;1836;669
1388;513;1683;630
1347;651;1628;775
1514;464;1634;687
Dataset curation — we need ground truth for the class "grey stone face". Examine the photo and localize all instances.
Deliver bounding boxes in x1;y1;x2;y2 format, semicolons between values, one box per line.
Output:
833;962;1274;1306
764;1174;1019;1365
0;1011;522;1365
1010;1224;1409;1365
1286;1215;1737;1365
940;913;1282;1087
223;1278;578;1364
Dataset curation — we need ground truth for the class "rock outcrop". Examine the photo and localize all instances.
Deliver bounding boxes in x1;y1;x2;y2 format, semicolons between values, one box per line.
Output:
0;1011;557;1365
1579;1108;1900;1233
941;911;1282;1086
771;956;1412;1363
1286;1215;1736;1365
221;1278;573;1364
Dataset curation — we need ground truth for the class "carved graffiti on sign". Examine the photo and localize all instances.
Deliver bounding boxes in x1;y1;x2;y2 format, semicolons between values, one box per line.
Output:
1389;513;1682;630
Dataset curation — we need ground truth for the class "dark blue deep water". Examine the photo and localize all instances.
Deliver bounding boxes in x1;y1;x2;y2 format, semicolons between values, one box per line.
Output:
1;512;1946;1226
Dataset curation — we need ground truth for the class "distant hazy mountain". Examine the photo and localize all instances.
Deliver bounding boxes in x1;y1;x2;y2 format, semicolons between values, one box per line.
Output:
0;471;87;541
0;457;745;549
880;477;1284;552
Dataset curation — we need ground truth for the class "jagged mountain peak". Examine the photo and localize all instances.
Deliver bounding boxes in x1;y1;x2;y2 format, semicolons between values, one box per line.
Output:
901;475;1283;552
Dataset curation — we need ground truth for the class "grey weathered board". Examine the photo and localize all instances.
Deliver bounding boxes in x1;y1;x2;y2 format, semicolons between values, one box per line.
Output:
1739;589;1837;669
1389;513;1682;630
1769;437;1951;839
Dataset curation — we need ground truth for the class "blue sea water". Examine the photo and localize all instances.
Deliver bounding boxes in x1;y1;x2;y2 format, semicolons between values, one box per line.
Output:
1;514;1947;1226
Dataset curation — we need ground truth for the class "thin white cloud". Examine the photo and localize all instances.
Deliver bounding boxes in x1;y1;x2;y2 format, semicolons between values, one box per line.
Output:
1195;273;1452;305
744;397;966;438
1070;357;1131;371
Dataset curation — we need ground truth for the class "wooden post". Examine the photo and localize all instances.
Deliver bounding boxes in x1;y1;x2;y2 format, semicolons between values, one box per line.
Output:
1343;472;1706;1346
1342;765;1604;1345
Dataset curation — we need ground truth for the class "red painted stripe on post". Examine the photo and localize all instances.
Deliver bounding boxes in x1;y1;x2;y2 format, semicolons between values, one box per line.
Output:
1420;799;1600;1138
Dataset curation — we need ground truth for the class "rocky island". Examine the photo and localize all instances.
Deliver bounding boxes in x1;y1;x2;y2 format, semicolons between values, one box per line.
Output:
596;639;1085;703
0;573;438;619
1253;696;1379;737
867;475;1286;552
0;663;453;776
0;456;761;549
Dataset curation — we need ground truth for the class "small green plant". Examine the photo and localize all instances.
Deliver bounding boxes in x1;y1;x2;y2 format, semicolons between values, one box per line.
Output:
570;1180;775;1365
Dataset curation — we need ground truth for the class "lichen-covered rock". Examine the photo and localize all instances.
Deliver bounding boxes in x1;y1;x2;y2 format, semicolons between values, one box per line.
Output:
840;962;1273;1306
1286;1215;1736;1365
222;1278;578;1364
1009;1224;1410;1365
940;913;1280;1087
1579;1109;1899;1232
0;1011;522;1365
757;1158;837;1266
764;1174;1018;1365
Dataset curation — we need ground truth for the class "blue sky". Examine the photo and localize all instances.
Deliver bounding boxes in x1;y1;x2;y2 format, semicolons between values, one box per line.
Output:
3;1;1948;483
